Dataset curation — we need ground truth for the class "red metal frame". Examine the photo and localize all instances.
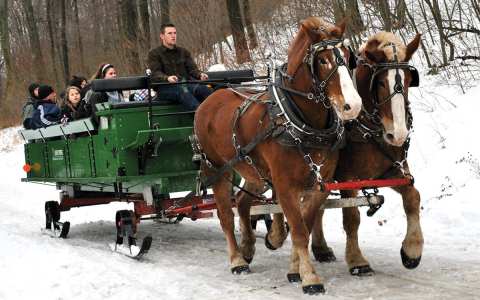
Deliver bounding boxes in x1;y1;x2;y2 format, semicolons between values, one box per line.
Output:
323;178;412;192
58;178;412;220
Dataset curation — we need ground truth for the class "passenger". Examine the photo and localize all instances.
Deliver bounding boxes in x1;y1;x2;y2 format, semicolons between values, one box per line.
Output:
30;85;62;129
69;75;89;99
61;86;89;121
147;23;212;110
22;83;40;129
88;63;126;123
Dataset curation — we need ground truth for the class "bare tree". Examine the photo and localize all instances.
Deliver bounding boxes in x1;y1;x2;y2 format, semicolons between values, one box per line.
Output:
424;0;450;65
243;0;258;49
0;0;13;107
21;0;45;82
160;0;170;24
139;0;151;50
59;0;70;84
73;0;86;73
119;0;141;74
226;0;251;63
46;0;60;85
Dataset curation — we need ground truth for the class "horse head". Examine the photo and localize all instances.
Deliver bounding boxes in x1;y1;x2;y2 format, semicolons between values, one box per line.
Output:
358;32;421;146
286;17;361;122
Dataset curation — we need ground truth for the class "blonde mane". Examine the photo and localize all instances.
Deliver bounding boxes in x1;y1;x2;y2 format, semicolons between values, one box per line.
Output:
359;31;407;61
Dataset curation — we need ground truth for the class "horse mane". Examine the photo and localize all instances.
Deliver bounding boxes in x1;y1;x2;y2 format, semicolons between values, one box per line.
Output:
287;17;342;76
359;32;407;61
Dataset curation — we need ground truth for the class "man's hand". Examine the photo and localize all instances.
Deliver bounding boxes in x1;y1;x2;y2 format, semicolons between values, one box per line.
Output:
167;75;178;83
200;73;209;81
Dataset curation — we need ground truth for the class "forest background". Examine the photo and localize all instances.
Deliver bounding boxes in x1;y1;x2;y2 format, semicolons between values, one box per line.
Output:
0;0;479;128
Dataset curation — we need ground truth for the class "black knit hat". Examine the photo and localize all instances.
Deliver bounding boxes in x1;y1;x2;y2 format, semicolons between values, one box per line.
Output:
69;75;87;89
37;85;55;100
28;83;40;99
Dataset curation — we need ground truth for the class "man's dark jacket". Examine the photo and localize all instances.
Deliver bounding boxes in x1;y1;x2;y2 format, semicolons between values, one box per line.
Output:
147;45;202;82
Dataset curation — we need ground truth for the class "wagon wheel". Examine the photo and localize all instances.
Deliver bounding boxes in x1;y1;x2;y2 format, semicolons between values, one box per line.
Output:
115;210;137;246
45;201;61;230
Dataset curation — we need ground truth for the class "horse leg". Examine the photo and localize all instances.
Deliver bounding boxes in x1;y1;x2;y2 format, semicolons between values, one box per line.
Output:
265;213;288;250
342;190;374;276
213;174;250;274
311;208;336;262
282;189;327;294
392;183;423;269
236;181;263;264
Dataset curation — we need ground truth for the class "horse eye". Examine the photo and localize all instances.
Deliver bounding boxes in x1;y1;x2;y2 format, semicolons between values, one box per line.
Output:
318;58;327;64
378;81;386;88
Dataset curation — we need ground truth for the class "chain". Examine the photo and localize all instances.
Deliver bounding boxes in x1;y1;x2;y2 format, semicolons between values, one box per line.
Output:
287;125;325;185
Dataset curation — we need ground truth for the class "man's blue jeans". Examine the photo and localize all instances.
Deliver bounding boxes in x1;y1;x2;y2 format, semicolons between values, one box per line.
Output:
155;83;212;110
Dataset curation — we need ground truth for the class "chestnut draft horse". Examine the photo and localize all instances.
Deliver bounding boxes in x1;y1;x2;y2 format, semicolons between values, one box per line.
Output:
194;17;361;294
310;32;424;275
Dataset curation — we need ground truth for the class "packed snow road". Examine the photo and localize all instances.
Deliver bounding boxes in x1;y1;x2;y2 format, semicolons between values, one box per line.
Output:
0;201;479;300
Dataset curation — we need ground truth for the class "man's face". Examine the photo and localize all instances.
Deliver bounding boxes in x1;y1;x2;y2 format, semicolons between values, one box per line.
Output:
160;26;177;48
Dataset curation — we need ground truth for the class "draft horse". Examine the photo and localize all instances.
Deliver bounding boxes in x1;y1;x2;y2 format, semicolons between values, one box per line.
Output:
310;32;424;275
194;17;361;294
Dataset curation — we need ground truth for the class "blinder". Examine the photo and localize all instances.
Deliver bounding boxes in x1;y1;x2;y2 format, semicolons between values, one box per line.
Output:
348;47;357;70
409;66;419;87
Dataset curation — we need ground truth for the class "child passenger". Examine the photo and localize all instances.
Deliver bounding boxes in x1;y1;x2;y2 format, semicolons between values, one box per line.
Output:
30;85;62;129
61;86;90;121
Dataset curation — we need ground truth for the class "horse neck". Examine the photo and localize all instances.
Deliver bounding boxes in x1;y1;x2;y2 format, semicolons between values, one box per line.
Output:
287;66;329;129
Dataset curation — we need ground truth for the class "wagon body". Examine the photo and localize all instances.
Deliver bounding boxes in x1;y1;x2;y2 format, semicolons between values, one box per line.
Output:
21;102;199;197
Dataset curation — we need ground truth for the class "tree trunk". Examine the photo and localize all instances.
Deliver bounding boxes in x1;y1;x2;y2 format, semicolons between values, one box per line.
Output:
46;0;60;87
226;0;251;64
0;0;14;108
119;0;141;74
139;0;151;50
21;0;45;82
393;0;407;29
405;4;432;68
345;0;364;34
160;0;170;24
243;0;258;50
424;0;448;65
472;0;480;23
59;0;70;84
377;0;392;31
73;0;86;74
332;0;345;24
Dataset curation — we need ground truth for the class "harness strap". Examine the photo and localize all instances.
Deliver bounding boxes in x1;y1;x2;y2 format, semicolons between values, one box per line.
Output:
169;121;278;211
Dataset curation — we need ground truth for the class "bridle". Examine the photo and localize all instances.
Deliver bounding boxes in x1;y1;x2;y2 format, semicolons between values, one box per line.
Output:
279;38;357;108
358;43;419;129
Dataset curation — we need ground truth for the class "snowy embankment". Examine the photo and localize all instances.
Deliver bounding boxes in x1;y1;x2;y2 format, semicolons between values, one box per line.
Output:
1;73;480;300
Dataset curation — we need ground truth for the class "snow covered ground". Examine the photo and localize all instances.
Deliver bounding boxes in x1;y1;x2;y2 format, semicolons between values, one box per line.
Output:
1;73;480;299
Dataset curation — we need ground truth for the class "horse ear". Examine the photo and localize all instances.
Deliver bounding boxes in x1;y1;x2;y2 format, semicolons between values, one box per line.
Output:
332;17;347;38
287;23;312;77
404;34;421;62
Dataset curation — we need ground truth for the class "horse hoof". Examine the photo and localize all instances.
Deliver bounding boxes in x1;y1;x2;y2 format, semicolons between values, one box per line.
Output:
287;273;301;283
400;248;422;269
264;234;278;251
312;246;336;262
350;265;375;276
243;256;253;264
231;265;251;275
302;284;325;295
